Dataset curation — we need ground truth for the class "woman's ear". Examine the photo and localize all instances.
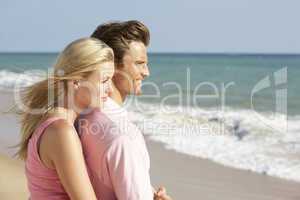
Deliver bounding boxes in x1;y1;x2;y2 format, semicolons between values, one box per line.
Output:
66;80;80;90
73;80;80;89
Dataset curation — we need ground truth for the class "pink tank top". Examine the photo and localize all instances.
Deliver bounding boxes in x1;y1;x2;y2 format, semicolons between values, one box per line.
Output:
25;117;70;200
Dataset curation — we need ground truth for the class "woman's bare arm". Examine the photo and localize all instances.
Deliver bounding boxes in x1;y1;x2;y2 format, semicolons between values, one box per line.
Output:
40;120;97;200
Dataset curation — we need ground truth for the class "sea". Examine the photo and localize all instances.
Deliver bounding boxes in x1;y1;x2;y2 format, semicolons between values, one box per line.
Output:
0;52;299;182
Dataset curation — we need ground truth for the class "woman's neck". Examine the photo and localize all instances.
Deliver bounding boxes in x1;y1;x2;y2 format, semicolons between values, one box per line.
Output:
49;92;79;124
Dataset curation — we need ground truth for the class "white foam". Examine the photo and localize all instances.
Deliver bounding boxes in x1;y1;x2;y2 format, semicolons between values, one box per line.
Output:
127;102;300;182
1;69;299;182
0;70;45;91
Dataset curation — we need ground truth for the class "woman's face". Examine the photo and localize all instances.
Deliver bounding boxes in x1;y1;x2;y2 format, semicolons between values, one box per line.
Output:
74;62;114;110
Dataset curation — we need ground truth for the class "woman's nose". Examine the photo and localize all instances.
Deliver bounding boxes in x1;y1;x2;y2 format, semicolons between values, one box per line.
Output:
106;81;113;95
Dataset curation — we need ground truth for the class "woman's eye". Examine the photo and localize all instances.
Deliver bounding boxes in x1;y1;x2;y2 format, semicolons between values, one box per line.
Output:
102;78;109;83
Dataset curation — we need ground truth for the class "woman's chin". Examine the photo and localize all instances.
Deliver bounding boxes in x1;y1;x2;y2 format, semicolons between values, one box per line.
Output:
101;97;108;102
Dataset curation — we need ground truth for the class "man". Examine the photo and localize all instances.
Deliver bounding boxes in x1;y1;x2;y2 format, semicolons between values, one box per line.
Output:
77;21;172;200
91;20;150;104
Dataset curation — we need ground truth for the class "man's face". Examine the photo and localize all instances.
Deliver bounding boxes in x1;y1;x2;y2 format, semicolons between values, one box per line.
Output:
114;41;150;96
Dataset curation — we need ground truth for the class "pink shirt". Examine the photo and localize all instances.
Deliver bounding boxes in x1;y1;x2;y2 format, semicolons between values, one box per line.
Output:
25;117;70;200
77;98;153;200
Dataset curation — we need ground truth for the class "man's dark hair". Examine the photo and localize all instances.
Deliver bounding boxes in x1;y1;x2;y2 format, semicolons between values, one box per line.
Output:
91;20;150;65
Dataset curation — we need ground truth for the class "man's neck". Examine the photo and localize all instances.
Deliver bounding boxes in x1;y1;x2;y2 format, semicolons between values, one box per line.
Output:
110;83;127;105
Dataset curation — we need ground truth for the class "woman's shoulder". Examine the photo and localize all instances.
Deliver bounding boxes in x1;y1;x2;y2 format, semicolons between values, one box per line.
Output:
38;117;80;169
46;118;74;135
40;118;81;156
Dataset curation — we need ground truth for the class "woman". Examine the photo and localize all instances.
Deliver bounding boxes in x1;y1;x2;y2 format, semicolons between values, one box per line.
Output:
16;38;114;199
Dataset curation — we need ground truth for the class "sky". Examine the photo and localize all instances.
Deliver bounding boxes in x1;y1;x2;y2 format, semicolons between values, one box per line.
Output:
1;0;299;53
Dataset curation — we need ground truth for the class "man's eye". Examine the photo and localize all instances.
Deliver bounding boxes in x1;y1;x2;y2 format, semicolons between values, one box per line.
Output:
136;63;147;68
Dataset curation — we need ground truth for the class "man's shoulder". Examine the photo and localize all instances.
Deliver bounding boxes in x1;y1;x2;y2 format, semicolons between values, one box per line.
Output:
103;97;128;118
77;107;126;143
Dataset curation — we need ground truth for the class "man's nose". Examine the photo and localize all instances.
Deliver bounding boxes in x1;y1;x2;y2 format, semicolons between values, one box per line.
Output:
141;65;150;78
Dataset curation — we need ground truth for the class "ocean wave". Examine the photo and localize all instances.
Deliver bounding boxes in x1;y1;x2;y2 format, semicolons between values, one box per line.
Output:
127;102;300;182
0;70;45;91
1;70;300;181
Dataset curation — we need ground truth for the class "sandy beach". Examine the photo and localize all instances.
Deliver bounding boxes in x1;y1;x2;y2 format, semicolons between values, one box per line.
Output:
148;139;300;200
1;91;300;199
1;139;300;200
0;154;28;199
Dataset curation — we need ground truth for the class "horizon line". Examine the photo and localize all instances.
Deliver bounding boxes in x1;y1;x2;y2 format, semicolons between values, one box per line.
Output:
0;51;300;56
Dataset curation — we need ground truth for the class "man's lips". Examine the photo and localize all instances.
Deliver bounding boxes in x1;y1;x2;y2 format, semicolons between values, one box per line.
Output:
136;80;142;86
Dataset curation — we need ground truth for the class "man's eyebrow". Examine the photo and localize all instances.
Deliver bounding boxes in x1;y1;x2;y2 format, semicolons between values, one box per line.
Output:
135;60;147;64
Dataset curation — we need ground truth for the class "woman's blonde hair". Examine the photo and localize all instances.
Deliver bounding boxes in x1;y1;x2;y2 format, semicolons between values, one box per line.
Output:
16;37;113;159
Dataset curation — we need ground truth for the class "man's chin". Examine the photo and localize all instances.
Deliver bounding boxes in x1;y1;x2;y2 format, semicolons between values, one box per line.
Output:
134;91;142;96
134;88;142;96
